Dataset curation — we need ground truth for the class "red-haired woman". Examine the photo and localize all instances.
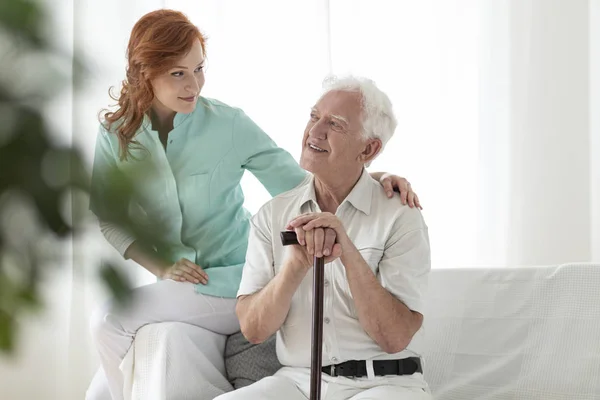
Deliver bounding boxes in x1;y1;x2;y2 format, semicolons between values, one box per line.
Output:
87;9;421;400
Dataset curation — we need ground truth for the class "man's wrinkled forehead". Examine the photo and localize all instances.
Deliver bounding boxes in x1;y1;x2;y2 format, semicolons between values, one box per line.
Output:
313;90;362;125
311;106;349;125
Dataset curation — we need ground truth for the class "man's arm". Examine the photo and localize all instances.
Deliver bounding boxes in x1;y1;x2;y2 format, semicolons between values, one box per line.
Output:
236;260;306;344
287;211;430;354
342;240;425;353
236;206;312;344
237;211;340;344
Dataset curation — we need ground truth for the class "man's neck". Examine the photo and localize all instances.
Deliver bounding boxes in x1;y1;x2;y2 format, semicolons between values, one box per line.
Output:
314;168;363;214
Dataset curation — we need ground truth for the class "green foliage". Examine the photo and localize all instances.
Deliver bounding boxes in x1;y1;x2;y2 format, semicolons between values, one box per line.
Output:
0;0;131;354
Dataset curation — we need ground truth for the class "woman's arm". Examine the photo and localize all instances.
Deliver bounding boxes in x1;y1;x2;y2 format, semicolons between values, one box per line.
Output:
122;240;169;277
99;219;168;277
90;128;166;277
232;110;308;197
100;220;206;283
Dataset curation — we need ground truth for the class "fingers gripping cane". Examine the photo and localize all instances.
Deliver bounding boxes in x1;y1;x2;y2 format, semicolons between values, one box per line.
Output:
280;231;325;400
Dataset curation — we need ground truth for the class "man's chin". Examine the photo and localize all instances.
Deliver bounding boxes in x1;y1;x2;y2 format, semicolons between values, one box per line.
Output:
299;157;318;174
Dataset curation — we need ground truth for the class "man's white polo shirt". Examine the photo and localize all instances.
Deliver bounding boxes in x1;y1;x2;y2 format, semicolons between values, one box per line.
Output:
237;169;431;368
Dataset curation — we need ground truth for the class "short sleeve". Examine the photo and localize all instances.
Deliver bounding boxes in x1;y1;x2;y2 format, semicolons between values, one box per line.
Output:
377;213;431;314
237;202;276;297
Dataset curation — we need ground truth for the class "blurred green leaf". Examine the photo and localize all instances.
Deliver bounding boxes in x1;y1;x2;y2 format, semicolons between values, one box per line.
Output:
0;0;45;47
17;287;41;309
0;0;131;354
100;264;133;307
0;309;15;353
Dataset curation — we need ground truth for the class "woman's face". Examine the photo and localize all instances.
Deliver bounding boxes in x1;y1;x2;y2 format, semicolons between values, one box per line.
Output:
151;39;205;116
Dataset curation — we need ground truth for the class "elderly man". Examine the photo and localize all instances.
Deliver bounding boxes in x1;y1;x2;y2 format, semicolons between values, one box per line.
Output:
215;76;431;400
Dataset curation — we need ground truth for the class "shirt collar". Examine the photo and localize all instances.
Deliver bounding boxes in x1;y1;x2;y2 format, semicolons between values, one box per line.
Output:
141;107;194;132
174;109;192;127
298;169;373;215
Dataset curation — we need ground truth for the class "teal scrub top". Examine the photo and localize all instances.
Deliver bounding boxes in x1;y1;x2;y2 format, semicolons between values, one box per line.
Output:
90;97;308;298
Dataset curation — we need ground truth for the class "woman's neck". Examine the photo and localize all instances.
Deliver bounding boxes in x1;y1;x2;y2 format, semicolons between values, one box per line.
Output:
150;101;176;133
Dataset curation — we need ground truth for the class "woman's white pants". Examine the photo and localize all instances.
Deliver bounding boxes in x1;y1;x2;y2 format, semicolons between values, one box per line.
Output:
86;280;239;400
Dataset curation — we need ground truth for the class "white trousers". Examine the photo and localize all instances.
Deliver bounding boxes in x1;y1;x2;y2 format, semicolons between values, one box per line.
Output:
215;366;432;400
86;279;240;400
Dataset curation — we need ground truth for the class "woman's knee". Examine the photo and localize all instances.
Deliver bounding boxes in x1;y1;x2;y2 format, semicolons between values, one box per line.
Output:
89;301;121;342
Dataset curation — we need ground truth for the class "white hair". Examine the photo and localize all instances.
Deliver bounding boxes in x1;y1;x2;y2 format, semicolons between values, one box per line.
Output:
320;75;397;164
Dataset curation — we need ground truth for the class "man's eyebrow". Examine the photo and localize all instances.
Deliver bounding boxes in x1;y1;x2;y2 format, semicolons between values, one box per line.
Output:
331;114;348;124
310;108;348;124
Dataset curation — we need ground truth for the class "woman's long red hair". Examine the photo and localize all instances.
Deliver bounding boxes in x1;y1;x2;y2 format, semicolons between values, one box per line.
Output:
101;10;206;160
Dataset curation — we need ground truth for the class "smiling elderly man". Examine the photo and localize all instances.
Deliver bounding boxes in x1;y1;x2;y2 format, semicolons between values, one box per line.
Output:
215;76;431;400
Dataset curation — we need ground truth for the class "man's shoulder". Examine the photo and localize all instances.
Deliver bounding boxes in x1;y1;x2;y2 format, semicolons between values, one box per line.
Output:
369;178;428;232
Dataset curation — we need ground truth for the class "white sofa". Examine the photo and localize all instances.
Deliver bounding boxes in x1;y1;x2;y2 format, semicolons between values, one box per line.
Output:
121;263;600;399
422;263;600;399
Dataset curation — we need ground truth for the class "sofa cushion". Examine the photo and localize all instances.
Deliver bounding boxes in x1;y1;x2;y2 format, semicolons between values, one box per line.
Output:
224;332;282;389
422;263;600;399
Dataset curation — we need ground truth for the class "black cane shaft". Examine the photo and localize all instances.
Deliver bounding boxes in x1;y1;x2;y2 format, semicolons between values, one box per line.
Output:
280;231;324;400
310;256;325;400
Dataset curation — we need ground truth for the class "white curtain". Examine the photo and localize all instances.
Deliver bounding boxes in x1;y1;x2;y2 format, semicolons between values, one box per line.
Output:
0;1;597;399
478;0;599;266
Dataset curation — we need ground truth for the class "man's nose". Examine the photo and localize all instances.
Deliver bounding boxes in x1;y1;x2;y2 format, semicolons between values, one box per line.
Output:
309;118;328;140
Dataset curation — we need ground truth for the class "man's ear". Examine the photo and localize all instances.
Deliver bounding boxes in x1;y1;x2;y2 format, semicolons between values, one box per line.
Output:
358;138;382;164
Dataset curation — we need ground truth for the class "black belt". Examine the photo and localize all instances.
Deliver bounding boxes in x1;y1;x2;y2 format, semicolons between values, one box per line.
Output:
322;357;422;378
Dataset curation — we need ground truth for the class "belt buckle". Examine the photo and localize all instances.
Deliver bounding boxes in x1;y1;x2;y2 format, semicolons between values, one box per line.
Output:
330;365;336;377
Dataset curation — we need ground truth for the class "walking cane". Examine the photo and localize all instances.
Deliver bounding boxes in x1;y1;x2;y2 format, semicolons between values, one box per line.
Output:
280;230;324;400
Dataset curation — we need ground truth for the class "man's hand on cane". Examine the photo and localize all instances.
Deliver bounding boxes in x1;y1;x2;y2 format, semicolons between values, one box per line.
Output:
284;224;342;272
287;212;353;256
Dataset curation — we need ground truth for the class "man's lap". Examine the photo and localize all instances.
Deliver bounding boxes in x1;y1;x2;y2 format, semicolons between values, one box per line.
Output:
217;365;431;400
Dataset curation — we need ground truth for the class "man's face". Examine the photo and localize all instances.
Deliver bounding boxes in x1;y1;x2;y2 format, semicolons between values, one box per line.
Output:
300;90;375;178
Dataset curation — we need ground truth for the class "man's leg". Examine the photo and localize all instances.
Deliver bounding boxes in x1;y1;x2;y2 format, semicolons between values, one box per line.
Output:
214;375;307;400
348;385;432;400
88;279;239;400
